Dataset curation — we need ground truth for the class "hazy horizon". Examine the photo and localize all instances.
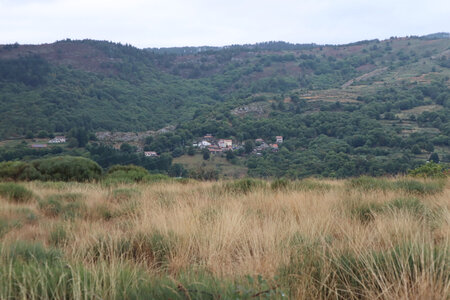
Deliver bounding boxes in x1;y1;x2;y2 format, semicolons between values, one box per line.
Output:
1;0;449;49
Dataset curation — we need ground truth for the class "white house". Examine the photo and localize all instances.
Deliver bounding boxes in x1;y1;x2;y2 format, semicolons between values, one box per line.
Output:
144;151;158;157
199;140;212;148
48;136;66;144
218;139;232;148
276;136;283;143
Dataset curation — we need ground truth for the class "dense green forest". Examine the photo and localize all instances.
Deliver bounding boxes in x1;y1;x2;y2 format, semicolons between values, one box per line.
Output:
0;35;449;178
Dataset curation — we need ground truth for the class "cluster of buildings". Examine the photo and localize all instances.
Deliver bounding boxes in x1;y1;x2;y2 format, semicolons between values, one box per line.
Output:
253;136;282;154
30;136;66;149
193;134;235;153
193;134;284;155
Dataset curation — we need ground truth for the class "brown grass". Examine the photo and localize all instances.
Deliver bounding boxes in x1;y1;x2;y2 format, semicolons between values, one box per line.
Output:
0;177;448;299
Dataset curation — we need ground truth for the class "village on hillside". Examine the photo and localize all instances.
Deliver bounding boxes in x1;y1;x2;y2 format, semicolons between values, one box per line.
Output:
25;132;284;158
193;134;282;155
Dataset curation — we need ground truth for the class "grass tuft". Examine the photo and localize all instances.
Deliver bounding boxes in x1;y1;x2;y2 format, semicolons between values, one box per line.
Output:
0;183;34;203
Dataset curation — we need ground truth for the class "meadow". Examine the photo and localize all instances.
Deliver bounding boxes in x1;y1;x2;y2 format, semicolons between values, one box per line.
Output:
0;177;448;299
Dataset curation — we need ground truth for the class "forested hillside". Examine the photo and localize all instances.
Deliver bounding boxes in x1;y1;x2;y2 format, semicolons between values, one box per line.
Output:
0;35;449;178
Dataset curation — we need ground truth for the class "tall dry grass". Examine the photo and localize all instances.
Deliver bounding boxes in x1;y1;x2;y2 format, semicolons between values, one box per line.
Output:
0;177;448;299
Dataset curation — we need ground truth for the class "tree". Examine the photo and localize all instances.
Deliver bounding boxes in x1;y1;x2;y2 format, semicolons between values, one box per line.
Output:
168;163;187;177
120;143;136;153
429;152;440;163
37;130;49;138
172;147;184;158
203;150;210;160
411;145;421;154
225;150;235;161
244;141;254;154
187;146;195;156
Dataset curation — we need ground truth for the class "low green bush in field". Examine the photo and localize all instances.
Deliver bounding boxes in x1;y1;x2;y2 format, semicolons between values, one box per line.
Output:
350;201;384;223
102;165;170;186
395;179;445;195
408;162;448;178
38;197;63;217
108;188;141;203
0;183;34;203
52;192;85;202
347;176;392;191
0;243;286;300
224;178;267;194
347;176;445;195
271;178;290;191
38;195;86;219
346;196;440;226
279;240;448;299
49;225;68;246
3;241;62;263
0;208;38;237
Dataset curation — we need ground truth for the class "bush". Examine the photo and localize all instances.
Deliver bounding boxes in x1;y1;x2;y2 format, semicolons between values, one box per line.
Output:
279;241;448;299
0;183;34;203
385;197;426;216
88;231;178;267
394;179;444;195
106;165;149;181
32;156;102;182
108;188;141;203
38;195;86;219
224;178;266;194
347;176;445;195
271;178;290;191
4;241;62;263
352;202;384;223
0;161;41;181
347;176;391;191
49;225;67;246
408;162;447;178
38;197;63;217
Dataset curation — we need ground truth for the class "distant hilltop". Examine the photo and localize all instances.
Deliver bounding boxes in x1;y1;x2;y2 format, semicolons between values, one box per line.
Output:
146;32;450;55
420;32;450;40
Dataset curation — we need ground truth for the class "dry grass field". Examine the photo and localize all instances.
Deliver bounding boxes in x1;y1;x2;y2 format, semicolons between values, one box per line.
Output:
0;177;448;299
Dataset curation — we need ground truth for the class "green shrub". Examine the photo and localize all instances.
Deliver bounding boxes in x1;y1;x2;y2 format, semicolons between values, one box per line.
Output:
143;173;171;182
224;178;266;194
350;201;384;223
279;242;448;299
0;161;41;181
4;241;62;263
347;176;391;191
347;176;445;195
105;165;149;183
109;188;141;203
394;179;444;195
94;204;115;220
63;200;87;220
89;231;178;267
271;178;290;191
38;194;86;219
38;197;63;217
16;207;38;224
408;162;447;178
292;179;332;192
52;192;85;202
32;156;102;182
0;183;34;203
386;197;425;215
49;225;67;246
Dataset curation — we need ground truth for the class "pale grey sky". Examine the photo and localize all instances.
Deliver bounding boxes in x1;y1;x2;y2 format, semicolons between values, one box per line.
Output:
0;0;449;48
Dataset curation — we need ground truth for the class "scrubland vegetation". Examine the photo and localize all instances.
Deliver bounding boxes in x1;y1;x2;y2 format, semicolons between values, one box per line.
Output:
0;176;448;299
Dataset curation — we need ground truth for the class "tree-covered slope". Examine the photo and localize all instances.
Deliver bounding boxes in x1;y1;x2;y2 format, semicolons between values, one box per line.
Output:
0;35;449;178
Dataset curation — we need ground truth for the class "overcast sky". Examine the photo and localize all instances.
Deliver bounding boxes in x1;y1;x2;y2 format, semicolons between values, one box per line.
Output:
0;0;449;48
